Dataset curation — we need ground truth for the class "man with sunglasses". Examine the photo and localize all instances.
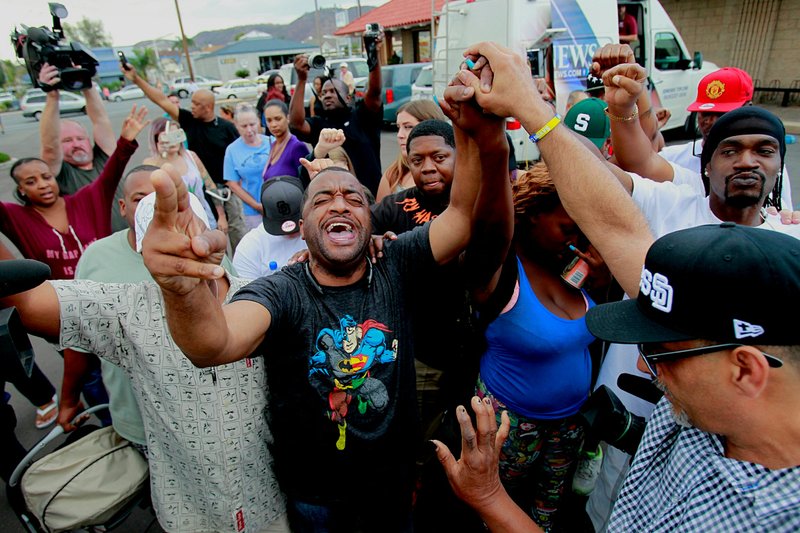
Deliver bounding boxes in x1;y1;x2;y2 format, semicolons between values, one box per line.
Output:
583;223;800;531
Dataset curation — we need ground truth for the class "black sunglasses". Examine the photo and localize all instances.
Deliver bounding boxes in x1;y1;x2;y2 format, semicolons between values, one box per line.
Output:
637;342;783;376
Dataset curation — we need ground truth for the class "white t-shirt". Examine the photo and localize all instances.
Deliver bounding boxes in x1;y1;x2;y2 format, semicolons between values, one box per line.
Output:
660;140;794;209
232;225;306;279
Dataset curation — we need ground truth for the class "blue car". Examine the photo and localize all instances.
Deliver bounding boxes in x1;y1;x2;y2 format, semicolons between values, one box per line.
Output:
356;63;427;125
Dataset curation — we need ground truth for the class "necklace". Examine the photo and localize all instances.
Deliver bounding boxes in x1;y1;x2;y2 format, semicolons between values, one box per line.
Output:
268;135;289;166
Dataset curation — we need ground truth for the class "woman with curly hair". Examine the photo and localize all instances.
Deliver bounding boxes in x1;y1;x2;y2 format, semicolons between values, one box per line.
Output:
473;163;605;531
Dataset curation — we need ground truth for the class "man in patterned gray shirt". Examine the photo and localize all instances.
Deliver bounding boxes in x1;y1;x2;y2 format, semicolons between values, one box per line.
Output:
2;199;286;533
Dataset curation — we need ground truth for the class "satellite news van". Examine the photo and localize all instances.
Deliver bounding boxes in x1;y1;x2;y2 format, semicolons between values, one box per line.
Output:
432;0;718;164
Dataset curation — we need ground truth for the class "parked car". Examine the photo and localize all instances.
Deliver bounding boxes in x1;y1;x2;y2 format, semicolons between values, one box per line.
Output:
213;79;259;100
411;65;433;101
355;62;426;124
255;69;281;92
169;75;223;98
21;90;86;120
279;57;369;110
0;91;19;110
108;85;145;102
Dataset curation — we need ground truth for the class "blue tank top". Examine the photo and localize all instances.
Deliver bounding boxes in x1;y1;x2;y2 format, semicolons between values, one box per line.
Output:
479;256;595;419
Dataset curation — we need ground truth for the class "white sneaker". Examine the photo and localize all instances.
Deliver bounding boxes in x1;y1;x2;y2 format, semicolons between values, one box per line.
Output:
572;445;603;495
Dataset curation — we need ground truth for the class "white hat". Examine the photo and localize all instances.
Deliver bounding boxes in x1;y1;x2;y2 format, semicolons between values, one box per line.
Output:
135;192;211;252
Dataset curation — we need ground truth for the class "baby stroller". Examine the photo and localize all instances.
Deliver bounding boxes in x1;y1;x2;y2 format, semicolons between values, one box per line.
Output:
6;404;150;533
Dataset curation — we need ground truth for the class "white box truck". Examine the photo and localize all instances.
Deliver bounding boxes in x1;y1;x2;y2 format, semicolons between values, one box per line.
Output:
432;0;718;164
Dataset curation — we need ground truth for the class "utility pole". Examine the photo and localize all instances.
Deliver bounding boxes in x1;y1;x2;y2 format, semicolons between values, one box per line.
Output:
314;0;323;53
174;0;195;80
357;0;363;18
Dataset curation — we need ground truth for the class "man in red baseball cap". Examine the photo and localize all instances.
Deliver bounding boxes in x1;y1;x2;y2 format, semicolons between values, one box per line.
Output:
659;67;792;208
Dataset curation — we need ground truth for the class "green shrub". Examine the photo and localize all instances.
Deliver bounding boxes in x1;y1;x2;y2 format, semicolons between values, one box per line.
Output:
235;68;250;79
0;153;10;164
0;101;9;112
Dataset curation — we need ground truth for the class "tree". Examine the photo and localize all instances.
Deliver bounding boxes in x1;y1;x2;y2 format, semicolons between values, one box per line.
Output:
130;48;157;74
172;37;195;51
63;17;112;47
235;68;250;78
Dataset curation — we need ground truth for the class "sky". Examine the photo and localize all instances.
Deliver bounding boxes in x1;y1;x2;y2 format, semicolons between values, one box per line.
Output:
3;0;387;61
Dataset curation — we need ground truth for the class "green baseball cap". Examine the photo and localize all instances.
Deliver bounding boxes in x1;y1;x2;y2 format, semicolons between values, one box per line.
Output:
564;97;610;150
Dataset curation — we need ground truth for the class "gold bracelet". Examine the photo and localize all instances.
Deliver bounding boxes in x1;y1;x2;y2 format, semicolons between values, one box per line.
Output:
604;105;639;122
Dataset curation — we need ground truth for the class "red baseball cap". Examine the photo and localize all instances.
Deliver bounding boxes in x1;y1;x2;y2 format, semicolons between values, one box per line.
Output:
687;67;753;112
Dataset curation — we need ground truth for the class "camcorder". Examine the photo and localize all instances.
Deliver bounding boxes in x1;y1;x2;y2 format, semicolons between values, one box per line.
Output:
579;382;658;456
10;3;99;92
363;23;381;72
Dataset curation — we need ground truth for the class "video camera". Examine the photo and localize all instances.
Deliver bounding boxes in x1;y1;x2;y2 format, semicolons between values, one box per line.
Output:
10;3;99;92
363;23;381;72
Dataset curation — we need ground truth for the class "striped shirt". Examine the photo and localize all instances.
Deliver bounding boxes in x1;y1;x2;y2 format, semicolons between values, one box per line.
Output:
608;398;800;531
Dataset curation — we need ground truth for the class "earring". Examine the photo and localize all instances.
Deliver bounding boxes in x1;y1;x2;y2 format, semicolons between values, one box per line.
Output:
18;191;26;197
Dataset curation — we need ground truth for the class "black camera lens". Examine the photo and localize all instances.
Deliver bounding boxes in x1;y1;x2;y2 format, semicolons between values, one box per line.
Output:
311;55;326;70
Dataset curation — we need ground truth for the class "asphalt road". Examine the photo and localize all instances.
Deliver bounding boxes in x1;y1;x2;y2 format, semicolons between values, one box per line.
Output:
0;98;798;532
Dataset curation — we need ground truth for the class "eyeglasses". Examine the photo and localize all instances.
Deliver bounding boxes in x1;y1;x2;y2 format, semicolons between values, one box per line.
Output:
637;342;783;376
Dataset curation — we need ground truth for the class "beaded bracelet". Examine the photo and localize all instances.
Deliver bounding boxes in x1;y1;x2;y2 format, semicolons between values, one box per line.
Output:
528;114;561;143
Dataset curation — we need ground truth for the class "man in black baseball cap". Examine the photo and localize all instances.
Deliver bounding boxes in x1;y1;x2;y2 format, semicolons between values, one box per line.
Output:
584;222;800;530
231;176;306;279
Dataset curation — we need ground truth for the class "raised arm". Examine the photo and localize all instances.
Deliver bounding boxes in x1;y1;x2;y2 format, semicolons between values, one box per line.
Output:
0;280;60;340
603;63;674;182
38;64;64;175
121;63;179;120
363;32;385;113
141;165;269;366
82;84;116;156
288;55;312;136
592;44;663;152
462;42;653;297
427;85;482;265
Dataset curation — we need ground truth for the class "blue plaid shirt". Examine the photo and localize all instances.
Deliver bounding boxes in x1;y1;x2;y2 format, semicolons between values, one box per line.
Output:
608;398;800;531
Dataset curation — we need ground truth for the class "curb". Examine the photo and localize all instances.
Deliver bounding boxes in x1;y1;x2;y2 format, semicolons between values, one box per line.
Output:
784;121;800;135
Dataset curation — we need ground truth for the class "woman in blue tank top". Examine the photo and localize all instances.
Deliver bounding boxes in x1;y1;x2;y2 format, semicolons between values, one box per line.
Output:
474;163;603;531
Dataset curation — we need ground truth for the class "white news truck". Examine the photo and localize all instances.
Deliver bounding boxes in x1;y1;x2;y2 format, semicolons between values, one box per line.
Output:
432;0;718;164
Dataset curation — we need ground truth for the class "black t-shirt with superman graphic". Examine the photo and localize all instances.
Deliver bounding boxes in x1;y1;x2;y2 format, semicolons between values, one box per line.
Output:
231;225;434;506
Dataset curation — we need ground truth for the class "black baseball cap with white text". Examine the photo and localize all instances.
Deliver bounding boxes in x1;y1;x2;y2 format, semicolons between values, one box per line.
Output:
586;223;800;345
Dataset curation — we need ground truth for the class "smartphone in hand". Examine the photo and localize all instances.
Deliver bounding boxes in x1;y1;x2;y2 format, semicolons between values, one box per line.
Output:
118;51;131;71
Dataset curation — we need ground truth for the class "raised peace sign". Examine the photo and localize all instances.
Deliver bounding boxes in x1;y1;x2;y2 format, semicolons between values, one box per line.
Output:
141;164;228;296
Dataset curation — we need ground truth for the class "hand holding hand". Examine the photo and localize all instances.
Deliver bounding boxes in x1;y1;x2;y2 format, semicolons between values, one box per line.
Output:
459;42;544;119
440;69;505;143
120;104;150;141
142;164;228;295
434;396;511;513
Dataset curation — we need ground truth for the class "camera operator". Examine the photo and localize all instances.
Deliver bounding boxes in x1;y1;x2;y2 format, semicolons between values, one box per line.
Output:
37;63;125;230
288;29;385;196
119;62;247;251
